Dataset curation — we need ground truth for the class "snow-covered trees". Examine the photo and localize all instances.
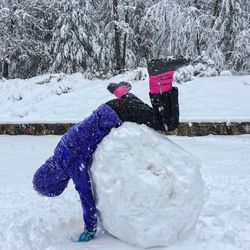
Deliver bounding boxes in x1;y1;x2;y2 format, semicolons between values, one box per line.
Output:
0;0;52;78
1;0;250;79
49;0;98;74
145;1;215;57
212;0;250;71
92;0;138;77
231;29;250;72
131;0;154;66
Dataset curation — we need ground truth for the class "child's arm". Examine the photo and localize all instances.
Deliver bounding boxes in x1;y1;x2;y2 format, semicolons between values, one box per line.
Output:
67;157;97;234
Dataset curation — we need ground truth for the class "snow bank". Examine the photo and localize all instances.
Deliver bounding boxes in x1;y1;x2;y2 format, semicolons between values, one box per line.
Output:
0;71;250;123
91;123;205;248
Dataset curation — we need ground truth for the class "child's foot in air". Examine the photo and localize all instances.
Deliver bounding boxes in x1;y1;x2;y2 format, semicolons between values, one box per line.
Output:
147;56;190;94
147;56;190;76
107;81;132;99
107;81;132;94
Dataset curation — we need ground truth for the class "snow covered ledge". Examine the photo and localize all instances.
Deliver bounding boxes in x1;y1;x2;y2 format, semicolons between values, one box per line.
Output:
0;122;250;136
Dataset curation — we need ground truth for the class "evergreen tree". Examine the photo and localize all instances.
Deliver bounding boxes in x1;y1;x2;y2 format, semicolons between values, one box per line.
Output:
145;0;215;58
130;0;154;66
1;0;250;78
0;0;52;78
93;0;138;76
50;0;97;74
213;0;250;71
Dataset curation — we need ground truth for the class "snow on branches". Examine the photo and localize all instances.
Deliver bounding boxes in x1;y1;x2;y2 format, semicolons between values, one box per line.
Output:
0;0;249;79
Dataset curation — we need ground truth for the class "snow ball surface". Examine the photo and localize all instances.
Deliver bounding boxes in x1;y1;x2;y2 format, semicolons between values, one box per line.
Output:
91;123;205;248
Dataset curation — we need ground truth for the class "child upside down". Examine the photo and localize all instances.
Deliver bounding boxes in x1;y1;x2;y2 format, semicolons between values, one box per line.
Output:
33;57;189;242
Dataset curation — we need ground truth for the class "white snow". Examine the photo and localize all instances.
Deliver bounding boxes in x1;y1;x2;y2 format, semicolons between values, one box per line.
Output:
220;70;233;76
91;123;205;248
1;70;250;249
0;70;250;123
1;134;250;250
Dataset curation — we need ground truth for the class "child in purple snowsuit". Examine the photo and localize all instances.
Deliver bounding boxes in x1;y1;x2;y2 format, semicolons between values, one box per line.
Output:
33;58;189;242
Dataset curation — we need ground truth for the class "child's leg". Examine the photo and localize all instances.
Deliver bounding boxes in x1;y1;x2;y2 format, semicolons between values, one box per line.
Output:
106;93;165;131
149;88;179;131
147;57;190;131
106;57;189;132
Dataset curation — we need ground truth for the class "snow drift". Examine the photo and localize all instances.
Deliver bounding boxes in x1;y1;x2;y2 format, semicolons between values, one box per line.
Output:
91;123;205;248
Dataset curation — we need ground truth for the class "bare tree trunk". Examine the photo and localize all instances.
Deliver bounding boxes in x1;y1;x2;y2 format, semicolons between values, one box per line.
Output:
113;0;122;73
196;33;201;55
122;33;127;70
213;0;220;17
121;11;129;71
212;0;220;26
2;60;9;79
224;0;234;62
193;0;200;9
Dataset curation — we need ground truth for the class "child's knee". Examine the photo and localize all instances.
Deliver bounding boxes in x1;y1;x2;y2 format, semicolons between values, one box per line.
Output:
167;120;179;131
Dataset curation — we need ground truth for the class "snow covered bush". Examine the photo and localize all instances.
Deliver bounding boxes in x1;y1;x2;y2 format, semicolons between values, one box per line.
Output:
131;67;147;81
174;65;195;83
91;123;205;248
220;70;233;76
174;52;218;83
192;52;218;77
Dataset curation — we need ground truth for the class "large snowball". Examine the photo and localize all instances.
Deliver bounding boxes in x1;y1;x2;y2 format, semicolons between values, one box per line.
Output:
91;123;205;248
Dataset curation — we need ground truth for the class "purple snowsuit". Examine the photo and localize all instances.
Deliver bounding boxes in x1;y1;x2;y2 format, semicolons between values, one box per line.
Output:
33;104;122;232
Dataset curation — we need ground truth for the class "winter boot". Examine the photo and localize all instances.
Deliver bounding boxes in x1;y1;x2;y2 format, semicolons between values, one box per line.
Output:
107;81;132;99
150;87;180;131
147;56;190;94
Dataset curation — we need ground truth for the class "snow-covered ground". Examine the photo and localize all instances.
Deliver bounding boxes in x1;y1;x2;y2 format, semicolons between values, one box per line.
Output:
1;134;250;250
0;70;250;123
1;71;250;249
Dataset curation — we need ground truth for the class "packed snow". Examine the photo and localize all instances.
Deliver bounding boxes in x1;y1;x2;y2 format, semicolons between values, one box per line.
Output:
0;70;250;123
92;123;205;248
0;134;250;250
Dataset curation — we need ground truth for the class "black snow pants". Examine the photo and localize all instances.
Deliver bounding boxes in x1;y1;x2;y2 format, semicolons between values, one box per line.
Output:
106;87;179;132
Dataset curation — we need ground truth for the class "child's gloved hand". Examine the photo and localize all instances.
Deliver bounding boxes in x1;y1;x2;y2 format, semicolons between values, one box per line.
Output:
78;229;96;242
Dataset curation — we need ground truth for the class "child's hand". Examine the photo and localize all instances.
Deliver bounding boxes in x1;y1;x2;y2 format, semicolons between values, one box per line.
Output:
78;229;96;242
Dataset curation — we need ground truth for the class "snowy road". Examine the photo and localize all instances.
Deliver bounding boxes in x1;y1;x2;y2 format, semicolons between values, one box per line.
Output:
1;135;250;250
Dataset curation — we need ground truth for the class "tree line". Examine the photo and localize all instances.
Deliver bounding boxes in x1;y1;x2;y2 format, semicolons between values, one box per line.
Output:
0;0;249;79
